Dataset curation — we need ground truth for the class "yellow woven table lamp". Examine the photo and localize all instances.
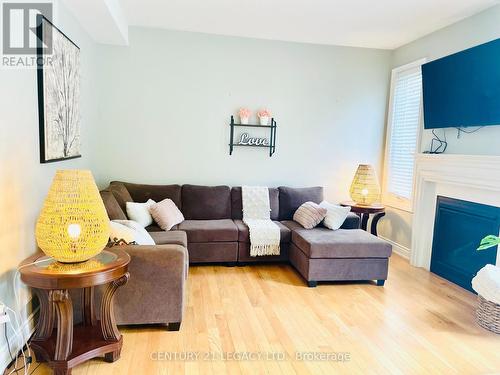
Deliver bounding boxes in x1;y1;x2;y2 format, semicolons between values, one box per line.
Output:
36;170;110;263
349;164;381;206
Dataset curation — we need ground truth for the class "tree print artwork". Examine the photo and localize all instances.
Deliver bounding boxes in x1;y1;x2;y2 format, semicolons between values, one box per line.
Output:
37;16;81;163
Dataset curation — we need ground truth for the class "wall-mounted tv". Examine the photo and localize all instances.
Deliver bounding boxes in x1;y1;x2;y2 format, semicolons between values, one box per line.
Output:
422;38;500;129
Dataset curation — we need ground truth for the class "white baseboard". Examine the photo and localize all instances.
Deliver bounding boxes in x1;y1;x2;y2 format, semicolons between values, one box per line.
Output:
379;235;411;259
1;306;39;373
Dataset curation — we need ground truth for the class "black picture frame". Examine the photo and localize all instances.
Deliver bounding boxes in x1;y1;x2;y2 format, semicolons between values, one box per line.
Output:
36;14;81;163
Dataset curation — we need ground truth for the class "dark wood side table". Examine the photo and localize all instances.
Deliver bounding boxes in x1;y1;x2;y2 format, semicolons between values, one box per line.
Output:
340;201;386;236
19;249;130;375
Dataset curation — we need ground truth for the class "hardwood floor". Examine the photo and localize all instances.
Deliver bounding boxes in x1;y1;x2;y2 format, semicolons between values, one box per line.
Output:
27;255;500;374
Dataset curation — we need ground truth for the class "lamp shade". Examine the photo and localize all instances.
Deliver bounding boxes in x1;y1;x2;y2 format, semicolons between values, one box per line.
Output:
35;170;110;263
349;164;381;206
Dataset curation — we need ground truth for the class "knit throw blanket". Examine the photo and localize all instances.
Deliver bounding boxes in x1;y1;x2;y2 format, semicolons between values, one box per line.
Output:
242;186;280;256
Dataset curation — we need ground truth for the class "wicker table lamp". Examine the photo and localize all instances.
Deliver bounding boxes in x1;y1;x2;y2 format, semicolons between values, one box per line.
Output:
35;170;110;263
349;164;381;206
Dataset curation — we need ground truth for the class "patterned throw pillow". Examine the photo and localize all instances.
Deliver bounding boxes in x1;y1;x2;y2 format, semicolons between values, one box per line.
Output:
108;221;137;247
293;202;327;229
107;238;138;247
149;199;185;231
111;220;155;245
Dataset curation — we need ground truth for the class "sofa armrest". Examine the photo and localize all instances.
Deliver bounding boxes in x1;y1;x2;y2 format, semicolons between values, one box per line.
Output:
340;212;360;229
112;244;188;325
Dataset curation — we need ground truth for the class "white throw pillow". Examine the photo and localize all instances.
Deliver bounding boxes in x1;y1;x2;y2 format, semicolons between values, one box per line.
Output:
113;220;155;245
320;201;351;230
126;199;155;227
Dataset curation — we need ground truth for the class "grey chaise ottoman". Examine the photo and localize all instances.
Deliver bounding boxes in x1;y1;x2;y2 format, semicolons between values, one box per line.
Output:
285;222;392;287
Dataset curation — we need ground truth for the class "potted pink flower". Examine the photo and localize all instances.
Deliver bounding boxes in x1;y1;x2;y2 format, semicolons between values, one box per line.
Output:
239;108;251;124
258;109;271;126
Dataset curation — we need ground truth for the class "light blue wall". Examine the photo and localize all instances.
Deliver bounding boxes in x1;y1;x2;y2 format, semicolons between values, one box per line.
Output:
90;28;392;203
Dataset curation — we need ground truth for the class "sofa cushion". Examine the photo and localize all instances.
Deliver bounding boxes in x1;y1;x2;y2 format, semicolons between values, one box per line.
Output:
182;185;231;220
100;190;127;220
233;219;291;243
109;181;134;212
278;186;324;220
231;187;279;220
339;212;361;229
122;182;182;209
177;219;238;243
150;231;188;247
291;227;392;259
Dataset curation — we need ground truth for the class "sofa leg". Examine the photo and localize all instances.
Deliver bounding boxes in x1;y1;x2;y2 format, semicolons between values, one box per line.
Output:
307;281;318;288
167;322;181;331
376;280;385;287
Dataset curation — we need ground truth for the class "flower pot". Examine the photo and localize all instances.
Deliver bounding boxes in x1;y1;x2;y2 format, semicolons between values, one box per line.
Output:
240;116;249;124
259;116;269;126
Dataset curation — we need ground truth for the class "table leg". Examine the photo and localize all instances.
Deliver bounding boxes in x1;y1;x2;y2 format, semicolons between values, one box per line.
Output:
361;213;369;231
82;287;96;326
33;289;54;341
370;212;386;236
50;290;73;362
101;273;129;361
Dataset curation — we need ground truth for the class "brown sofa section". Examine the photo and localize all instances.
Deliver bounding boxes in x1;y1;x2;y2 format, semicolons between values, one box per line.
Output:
278;186;324;220
100;190;127;220
73;239;189;330
188;242;239;263
122;182;182;209
289;244;389;287
286;224;391;259
101;182;390;289
178;219;238;243
112;244;188;328
108;181;134;213
149;231;187;247
182;184;231;220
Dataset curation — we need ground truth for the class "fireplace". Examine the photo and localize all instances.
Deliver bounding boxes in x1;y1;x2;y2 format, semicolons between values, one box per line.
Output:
430;196;499;292
411;154;500;272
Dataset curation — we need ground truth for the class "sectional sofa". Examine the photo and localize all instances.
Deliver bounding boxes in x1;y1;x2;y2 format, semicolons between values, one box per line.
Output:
99;182;392;329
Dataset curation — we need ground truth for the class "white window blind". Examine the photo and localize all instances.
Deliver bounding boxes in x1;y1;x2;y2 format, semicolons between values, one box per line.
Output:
384;62;423;209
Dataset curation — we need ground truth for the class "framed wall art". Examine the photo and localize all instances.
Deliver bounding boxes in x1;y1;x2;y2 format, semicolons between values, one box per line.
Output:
36;15;81;163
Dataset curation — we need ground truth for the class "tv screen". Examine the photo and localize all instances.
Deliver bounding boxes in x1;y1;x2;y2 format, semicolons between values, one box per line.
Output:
422;38;500;129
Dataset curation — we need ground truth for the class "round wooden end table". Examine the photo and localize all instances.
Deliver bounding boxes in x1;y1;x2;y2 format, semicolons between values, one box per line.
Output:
19;249;130;375
340;201;386;236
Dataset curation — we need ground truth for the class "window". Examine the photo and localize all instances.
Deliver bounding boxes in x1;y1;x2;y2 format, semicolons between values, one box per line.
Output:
383;59;425;212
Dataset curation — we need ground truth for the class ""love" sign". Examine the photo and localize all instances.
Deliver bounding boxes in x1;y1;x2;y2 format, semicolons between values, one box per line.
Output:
238;133;270;146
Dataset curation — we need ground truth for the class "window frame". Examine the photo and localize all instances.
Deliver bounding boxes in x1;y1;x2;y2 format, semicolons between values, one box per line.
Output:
382;58;426;213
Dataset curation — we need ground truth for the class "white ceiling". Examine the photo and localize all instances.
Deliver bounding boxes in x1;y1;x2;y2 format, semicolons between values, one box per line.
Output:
64;0;499;49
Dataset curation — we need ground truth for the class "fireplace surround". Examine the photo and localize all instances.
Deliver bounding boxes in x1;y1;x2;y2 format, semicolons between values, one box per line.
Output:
411;154;500;270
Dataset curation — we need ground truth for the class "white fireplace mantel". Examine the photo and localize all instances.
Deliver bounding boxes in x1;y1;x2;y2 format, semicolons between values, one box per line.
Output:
411;153;500;269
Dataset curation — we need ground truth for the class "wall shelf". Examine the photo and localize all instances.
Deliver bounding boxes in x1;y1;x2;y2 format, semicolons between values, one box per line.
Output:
229;115;277;157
